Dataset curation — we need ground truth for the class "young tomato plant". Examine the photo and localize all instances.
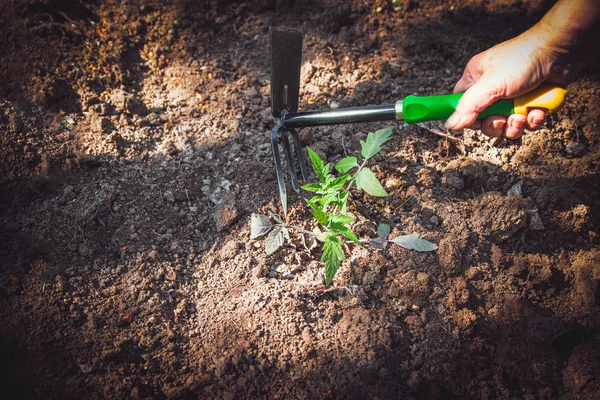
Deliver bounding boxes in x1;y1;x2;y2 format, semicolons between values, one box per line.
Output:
252;127;437;285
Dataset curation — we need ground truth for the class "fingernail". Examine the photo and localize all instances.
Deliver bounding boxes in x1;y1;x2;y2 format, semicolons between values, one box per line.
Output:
510;118;522;128
492;120;506;129
444;112;462;130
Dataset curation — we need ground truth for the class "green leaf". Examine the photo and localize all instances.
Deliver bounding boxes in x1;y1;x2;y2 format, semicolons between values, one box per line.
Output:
377;223;391;239
250;213;273;239
335;157;359;173
265;227;285;255
311;208;329;226
331;223;360;244
391;233;438;251
322;163;332;181
338;191;349;215
355;168;388;197
329;214;355;225
316;232;329;242
317;192;338;211
301;183;323;193
360;127;393;160
307;147;327;183
325;174;350;193
322;236;345;285
307;199;329;225
331;236;346;259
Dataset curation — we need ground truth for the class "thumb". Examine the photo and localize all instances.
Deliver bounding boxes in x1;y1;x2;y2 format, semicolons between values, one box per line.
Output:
445;79;503;130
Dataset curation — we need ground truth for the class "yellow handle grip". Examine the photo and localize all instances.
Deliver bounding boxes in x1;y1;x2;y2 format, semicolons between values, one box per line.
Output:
514;84;567;115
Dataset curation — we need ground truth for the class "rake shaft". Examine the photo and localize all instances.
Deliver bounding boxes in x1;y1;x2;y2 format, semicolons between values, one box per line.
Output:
282;103;398;127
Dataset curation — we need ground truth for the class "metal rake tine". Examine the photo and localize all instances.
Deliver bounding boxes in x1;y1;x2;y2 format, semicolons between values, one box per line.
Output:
281;129;300;192
289;128;308;181
271;121;287;214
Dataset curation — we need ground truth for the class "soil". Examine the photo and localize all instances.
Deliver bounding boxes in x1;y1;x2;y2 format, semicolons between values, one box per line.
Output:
1;0;600;399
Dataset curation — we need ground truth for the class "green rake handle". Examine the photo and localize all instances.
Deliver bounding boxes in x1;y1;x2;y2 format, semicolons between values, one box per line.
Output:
400;84;567;124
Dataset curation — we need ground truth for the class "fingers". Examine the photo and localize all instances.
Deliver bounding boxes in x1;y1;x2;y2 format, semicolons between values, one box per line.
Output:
478;109;546;139
505;114;527;139
481;117;507;138
445;79;503;131
526;108;546;130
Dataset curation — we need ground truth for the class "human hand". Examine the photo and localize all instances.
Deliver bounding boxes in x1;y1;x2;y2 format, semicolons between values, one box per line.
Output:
445;29;576;139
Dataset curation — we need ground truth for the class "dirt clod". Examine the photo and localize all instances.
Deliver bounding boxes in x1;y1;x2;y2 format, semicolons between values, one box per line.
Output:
470;192;528;241
214;193;240;232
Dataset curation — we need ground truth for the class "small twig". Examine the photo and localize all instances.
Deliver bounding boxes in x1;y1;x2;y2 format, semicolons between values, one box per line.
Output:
185;189;191;207
177;150;191;168
276;224;317;237
416;123;462;142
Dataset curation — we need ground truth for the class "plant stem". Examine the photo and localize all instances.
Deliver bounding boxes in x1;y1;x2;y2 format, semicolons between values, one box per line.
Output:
331;158;367;215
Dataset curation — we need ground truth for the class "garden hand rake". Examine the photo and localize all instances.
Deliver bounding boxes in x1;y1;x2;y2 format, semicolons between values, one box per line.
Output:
269;27;567;215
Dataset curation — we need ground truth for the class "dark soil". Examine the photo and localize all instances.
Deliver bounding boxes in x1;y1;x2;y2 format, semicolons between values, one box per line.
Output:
1;0;600;399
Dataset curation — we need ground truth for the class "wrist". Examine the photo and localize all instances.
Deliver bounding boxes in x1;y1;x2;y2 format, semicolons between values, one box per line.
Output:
523;23;581;84
532;0;600;69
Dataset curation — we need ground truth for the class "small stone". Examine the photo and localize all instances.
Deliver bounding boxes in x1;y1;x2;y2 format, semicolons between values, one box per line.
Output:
301;327;313;345
110;89;128;111
416;272;430;287
163;190;176;203
430;215;439;225
301;61;315;80
247;87;260;98
443;171;464;190
252;263;267;278
79;363;93;374
230;119;240;130
529;210;545;231
55;275;68;293
287;323;299;336
385;177;401;190
299;129;315;146
143;112;163;126
466;267;481;280
214;192;240;232
565;142;587;158
166;268;178;281
126;97;148;116
175;299;187;315
148;249;159;260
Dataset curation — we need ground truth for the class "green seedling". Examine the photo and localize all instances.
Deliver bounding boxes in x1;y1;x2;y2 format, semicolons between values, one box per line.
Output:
252;127;437;285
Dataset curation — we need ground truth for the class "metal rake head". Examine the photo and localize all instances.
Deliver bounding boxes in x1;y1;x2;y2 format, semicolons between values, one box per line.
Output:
270;119;308;215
